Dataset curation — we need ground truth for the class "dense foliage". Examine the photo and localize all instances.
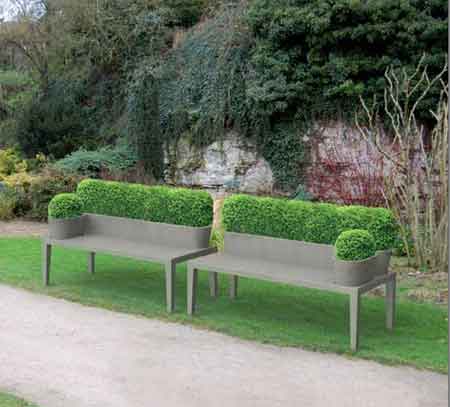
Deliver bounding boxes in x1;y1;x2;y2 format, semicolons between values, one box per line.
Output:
55;144;137;177
127;66;164;179
76;179;213;227
16;79;90;159
335;229;376;261
222;194;397;249
246;0;448;122
48;193;83;219
0;0;447;189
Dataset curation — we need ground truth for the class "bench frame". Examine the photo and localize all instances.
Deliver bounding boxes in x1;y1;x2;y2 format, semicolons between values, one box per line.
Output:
188;267;395;351
42;213;216;313
186;231;396;351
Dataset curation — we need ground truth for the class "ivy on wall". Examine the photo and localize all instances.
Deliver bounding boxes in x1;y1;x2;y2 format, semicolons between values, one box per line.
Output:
127;66;164;180
159;3;308;190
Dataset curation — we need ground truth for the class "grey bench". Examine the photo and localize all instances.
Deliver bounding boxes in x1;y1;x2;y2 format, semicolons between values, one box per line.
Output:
43;213;216;312
187;232;396;351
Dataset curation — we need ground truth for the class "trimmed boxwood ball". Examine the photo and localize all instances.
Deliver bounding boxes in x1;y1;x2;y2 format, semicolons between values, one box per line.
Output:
335;229;376;261
76;179;213;227
222;194;398;248
48;193;83;219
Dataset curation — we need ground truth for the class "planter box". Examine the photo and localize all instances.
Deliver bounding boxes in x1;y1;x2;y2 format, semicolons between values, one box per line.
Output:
334;256;376;287
48;216;85;240
44;213;215;313
374;249;392;277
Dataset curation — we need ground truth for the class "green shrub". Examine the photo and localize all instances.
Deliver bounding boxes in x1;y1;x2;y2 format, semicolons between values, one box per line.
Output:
165;0;208;27
0;184;18;220
246;0;447;123
76;179;213;227
210;228;224;250
337;205;398;251
292;184;313;201
220;195;262;235
222;194;397;248
393;229;415;257
337;206;372;231
0;149;26;176
16;79;90;159
335;230;376;261
55;144;137;177
48;193;83;219
26;173;79;220
304;203;340;244
366;208;398;251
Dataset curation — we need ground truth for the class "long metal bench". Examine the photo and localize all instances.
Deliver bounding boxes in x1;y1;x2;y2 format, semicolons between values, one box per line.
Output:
187;232;396;351
43;213;216;312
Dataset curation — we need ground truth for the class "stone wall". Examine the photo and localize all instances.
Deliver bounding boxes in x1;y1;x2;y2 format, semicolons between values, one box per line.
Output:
165;132;274;194
164;123;393;201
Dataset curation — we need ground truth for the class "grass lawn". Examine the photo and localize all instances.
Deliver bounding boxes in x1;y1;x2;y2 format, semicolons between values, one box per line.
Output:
0;237;447;373
0;392;38;407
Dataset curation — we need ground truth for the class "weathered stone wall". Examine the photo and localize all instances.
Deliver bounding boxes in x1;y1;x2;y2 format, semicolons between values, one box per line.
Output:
164;123;393;200
165;132;274;194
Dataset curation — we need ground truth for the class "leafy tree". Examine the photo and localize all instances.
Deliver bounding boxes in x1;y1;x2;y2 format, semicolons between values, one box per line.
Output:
246;0;448;121
16;79;89;158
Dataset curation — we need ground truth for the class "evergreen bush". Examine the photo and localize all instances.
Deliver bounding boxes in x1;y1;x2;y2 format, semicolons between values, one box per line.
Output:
335;229;376;261
48;193;83;219
76;179;213;227
222;194;397;249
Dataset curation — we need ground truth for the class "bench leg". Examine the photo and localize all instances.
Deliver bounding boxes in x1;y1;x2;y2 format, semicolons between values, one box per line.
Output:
386;274;396;331
88;252;95;274
187;266;198;315
230;275;238;299
350;289;360;352
42;242;52;286
208;271;218;298
165;261;176;313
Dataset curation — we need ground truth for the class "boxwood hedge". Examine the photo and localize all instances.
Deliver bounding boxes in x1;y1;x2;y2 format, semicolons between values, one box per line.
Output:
222;194;398;250
48;193;83;219
73;179;213;227
335;229;376;261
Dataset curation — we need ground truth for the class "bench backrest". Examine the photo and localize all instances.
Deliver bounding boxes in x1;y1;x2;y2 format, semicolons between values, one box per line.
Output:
83;214;211;250
224;232;335;270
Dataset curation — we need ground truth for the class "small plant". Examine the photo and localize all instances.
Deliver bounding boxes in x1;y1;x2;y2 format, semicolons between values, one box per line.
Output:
55;144;137;177
291;184;313;201
335;230;376;261
0;184;18;220
0;149;27;177
337;205;398;251
48;193;83;219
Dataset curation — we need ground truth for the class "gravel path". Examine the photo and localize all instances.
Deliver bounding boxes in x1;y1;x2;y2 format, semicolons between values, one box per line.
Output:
0;285;447;407
0;220;47;237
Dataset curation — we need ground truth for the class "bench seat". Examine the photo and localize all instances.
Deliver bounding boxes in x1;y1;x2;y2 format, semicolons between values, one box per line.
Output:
190;253;343;292
45;234;207;264
187;232;396;351
191;252;395;296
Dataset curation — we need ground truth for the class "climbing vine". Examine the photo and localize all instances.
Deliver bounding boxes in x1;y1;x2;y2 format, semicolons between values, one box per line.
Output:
159;3;307;190
127;65;164;180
